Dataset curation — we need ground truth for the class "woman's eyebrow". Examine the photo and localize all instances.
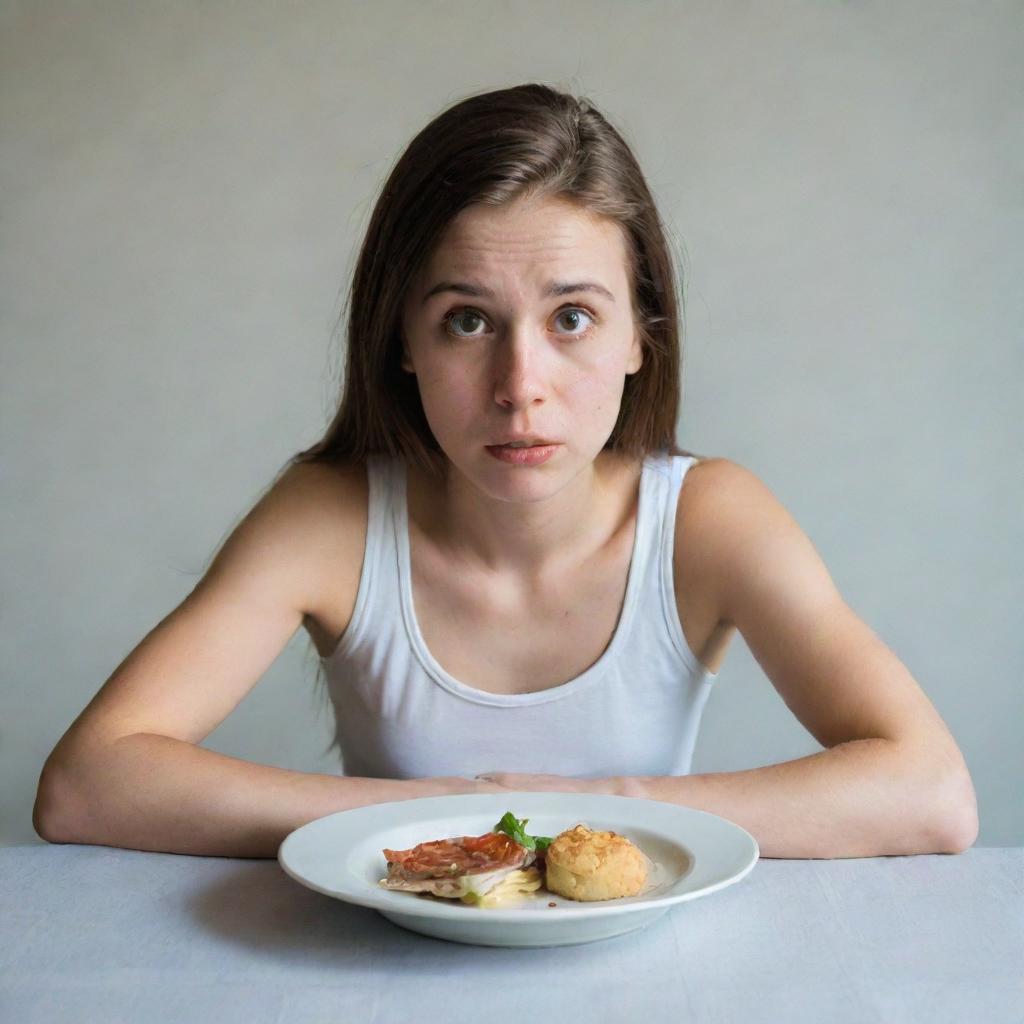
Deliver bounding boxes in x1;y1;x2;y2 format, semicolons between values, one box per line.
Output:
421;280;615;304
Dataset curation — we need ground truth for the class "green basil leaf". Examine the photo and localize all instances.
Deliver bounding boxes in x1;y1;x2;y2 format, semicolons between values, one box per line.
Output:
493;811;552;852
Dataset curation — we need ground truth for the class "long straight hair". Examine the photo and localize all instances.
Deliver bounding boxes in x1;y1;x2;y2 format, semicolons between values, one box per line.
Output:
293;83;692;477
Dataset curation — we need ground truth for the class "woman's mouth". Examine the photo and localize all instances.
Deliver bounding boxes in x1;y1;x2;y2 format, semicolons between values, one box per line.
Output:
485;443;560;466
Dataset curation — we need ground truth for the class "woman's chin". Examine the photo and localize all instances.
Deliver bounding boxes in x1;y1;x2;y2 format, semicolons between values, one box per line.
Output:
443;446;577;503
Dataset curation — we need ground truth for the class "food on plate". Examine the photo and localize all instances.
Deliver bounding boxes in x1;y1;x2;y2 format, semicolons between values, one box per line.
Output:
379;811;649;907
380;825;543;907
544;823;649;901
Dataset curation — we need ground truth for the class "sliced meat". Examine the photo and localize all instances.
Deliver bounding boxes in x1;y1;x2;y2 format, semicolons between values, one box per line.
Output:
383;831;534;881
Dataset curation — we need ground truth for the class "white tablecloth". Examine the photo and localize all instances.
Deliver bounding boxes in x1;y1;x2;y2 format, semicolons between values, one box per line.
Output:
2;844;1021;1023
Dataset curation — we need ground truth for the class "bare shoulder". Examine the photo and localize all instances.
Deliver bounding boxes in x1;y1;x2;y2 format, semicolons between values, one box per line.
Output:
235;459;367;557
265;458;368;522
676;456;790;540
219;459;369;646
675;456;839;629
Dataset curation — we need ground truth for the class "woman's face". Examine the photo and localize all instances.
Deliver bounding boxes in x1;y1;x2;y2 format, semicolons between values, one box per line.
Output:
400;194;643;502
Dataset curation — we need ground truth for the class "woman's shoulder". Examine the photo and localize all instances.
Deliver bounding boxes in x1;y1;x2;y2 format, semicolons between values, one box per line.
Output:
251;458;370;632
273;457;369;506
252;458;369;542
677;454;759;505
674;455;831;627
276;455;370;544
675;456;796;565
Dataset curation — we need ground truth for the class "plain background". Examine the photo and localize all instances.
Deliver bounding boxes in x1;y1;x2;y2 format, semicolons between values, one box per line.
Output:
2;1;1021;847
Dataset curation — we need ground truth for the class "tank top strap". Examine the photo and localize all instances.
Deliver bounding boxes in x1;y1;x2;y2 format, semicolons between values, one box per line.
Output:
651;451;705;668
331;453;395;659
651;450;699;531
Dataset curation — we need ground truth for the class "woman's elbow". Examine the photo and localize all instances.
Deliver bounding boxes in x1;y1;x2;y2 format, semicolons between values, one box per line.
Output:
928;766;979;855
943;796;979;854
33;756;84;845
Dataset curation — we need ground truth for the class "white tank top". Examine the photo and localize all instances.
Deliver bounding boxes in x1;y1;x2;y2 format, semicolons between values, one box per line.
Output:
321;449;717;780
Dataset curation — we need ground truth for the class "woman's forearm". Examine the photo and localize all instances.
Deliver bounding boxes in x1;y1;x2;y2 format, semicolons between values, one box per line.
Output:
477;739;977;859
616;738;978;859
34;732;475;859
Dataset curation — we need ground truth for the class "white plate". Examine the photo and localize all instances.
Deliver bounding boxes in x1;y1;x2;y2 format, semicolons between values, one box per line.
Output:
278;791;759;947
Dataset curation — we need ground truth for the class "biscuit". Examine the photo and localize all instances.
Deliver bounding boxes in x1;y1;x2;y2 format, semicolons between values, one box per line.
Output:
544;824;648;901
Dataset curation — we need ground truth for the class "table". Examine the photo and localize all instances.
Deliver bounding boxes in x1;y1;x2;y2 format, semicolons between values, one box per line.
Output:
2;845;1021;1023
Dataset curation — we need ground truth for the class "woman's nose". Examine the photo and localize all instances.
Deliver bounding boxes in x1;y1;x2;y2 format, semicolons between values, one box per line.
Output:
492;330;548;410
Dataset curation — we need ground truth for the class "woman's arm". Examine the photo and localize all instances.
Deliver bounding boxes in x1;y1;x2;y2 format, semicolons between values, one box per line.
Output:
485;459;979;859
33;463;480;858
35;733;479;859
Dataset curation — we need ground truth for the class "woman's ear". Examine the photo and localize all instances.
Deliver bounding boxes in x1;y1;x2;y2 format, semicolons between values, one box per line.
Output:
400;332;415;374
626;330;644;375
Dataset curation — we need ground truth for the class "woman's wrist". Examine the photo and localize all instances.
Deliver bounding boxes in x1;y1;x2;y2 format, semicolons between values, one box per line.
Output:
414;775;502;798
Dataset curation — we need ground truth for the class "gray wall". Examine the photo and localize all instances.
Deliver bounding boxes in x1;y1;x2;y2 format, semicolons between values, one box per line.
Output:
3;1;1021;846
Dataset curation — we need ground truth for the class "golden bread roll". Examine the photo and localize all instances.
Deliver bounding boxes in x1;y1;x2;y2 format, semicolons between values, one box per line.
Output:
544;824;648;901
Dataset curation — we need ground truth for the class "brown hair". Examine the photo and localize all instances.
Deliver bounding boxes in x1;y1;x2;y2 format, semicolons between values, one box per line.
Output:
293;82;691;477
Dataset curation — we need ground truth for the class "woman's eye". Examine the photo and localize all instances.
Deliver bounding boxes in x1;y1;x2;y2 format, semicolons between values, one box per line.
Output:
554;308;595;335
442;307;596;339
445;310;487;337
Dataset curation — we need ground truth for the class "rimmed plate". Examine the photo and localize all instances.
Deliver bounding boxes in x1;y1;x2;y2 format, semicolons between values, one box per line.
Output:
278;791;758;947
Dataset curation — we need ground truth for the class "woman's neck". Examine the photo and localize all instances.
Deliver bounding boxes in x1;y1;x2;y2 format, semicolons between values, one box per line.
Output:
406;450;643;582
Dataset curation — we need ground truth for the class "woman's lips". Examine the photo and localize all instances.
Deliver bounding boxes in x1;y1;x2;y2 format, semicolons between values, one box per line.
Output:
485;443;560;466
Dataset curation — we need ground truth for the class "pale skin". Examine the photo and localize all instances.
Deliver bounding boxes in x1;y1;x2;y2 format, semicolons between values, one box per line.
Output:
34;194;978;859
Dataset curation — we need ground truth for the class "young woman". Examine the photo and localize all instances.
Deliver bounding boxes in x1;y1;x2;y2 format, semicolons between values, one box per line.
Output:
34;84;978;860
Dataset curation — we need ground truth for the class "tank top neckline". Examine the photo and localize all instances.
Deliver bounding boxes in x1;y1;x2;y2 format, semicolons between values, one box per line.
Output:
391;452;664;708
